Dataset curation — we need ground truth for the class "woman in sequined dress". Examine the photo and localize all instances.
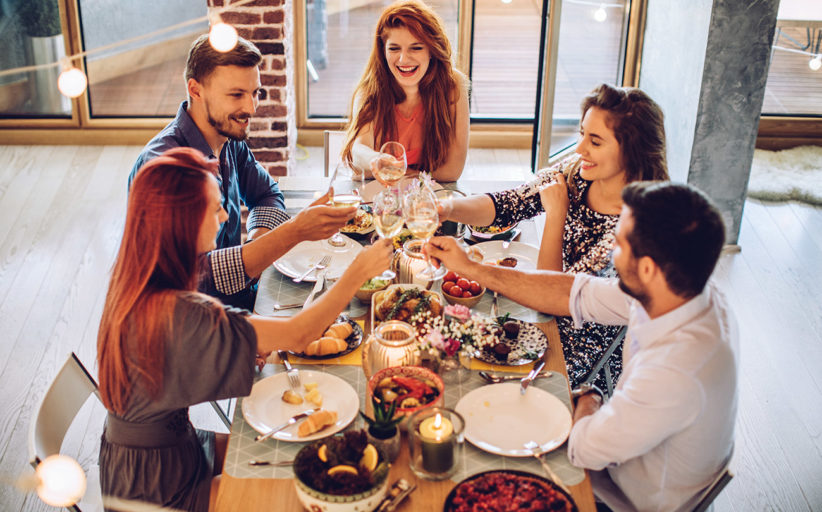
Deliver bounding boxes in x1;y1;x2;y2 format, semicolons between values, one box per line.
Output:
440;83;669;388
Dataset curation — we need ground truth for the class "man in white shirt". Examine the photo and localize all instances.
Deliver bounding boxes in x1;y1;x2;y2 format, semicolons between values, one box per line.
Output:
427;182;738;511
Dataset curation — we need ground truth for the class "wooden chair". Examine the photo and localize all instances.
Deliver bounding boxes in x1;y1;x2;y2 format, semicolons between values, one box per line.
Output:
323;129;346;177
28;352;103;511
692;466;734;512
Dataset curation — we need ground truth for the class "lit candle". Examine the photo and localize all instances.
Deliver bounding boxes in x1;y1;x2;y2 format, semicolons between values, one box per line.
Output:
418;413;454;473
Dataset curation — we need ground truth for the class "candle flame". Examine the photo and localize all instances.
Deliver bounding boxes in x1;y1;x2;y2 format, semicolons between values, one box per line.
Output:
434;413;442;429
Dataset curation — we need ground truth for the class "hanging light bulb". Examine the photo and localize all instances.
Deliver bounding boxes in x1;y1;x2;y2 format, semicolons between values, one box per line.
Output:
35;455;87;507
57;64;88;98
594;4;607;22
209;19;238;53
810;55;822;71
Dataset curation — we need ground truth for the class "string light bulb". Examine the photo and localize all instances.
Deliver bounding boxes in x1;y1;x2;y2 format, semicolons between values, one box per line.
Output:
810;55;822;71
35;455;87;507
209;20;239;53
57;63;88;98
594;4;607;22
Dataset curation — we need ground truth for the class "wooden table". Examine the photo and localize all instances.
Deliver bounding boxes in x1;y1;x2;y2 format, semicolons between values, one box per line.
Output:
215;179;594;511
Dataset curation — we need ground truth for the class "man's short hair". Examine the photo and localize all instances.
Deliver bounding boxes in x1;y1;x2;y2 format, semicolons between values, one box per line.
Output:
185;34;262;84
622;182;725;299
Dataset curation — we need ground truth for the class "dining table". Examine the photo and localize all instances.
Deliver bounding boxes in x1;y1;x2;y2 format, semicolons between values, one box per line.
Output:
214;177;596;512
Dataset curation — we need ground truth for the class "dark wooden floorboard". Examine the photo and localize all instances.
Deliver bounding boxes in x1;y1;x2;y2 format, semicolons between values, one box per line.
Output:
2;146;822;511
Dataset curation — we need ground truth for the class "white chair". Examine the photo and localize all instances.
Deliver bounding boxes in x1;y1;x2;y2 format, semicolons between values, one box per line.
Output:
29;352;104;512
692;466;734;512
323;129;346;177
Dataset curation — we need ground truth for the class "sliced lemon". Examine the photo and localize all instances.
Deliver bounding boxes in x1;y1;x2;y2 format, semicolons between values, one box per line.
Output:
359;444;378;472
317;444;328;462
328;464;359;477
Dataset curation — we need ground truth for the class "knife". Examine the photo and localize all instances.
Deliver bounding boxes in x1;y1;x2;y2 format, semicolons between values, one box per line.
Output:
302;271;326;307
255;408;320;442
521;359;546;395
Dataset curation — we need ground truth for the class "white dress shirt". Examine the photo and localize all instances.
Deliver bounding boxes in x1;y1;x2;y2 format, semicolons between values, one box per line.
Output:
566;275;739;512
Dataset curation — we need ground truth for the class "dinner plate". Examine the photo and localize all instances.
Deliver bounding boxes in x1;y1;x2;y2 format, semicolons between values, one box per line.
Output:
443;470;577;512
471;319;547;366
360;178;444;202
289;316;364;360
273;239;363;281
242;370;359;442
340;205;375;235
467;223;519;241
471;240;539;270
455;382;572;457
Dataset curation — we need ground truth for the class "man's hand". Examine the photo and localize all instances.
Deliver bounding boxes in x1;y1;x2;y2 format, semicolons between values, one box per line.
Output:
573;393;603;423
349;238;395;282
437;199;454;222
289;190;357;241
425;236;474;276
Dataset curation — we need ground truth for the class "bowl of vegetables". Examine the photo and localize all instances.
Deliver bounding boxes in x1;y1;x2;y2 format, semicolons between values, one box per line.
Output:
441;271;485;309
366;366;444;426
293;430;390;512
355;277;391;303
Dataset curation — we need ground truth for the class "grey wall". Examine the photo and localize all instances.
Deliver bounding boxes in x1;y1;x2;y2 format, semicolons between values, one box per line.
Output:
638;0;779;243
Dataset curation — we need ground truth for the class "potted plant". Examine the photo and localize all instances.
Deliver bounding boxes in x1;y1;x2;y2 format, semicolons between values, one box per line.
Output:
360;396;403;462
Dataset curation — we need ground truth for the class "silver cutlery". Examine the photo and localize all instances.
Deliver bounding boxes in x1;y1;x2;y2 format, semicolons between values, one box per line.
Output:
302;270;326;307
273;302;302;311
478;370;552;384
254;408;320;442
524;440;571;494
490;291;499;317
248;459;294;467
521;359;547;394
375;478;416;512
293;255;331;283
278;350;301;390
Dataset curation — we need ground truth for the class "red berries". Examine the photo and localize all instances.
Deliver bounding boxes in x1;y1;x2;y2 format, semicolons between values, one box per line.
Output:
443;272;482;298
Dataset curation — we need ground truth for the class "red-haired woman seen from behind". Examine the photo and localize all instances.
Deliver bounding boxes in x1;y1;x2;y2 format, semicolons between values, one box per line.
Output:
97;147;392;511
342;0;469;182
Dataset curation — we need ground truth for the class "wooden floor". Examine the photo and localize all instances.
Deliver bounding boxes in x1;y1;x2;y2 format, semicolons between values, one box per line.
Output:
1;145;821;511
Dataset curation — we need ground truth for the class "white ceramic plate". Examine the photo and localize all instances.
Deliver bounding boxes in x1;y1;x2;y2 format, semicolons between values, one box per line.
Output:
242;370;359;442
340;206;375;235
471;319;548;366
471;240;539;270
273;239;363;281
455;382;572;456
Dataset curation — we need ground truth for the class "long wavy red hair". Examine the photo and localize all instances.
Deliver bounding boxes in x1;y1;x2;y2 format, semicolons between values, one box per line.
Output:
97;147;218;415
342;0;462;172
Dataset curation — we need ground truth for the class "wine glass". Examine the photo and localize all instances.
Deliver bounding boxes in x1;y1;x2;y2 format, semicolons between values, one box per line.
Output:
327;161;363;250
404;187;447;281
371;190;404;280
371;141;407;194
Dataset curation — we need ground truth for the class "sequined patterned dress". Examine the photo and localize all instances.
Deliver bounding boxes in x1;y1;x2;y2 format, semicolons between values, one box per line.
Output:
487;155;623;389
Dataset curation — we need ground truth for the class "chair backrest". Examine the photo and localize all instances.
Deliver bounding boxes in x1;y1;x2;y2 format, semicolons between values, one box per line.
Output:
692;467;734;512
29;352;102;511
323;130;346;177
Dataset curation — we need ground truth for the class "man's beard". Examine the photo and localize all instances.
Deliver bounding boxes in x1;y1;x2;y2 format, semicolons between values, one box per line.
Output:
206;104;249;141
617;265;650;308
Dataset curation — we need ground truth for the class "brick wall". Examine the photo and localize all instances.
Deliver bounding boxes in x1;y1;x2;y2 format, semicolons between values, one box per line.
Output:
208;0;296;177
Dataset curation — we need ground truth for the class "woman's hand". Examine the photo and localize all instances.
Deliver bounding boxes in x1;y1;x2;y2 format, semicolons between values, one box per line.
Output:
437;198;454;221
349;238;395;282
539;172;569;222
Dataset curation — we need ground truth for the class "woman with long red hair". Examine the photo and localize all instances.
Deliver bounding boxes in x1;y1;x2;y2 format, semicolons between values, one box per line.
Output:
97;147;392;511
341;0;469;182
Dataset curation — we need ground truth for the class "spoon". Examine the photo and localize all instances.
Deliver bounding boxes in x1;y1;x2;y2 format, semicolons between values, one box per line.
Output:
478;370;552;384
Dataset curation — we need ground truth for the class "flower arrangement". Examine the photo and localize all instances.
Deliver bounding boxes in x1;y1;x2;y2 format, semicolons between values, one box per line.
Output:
411;305;501;360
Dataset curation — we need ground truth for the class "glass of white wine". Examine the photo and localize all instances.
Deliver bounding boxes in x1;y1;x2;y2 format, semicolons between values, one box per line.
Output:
371;141;407;194
371;190;404;280
327;161;363;250
404;188;446;281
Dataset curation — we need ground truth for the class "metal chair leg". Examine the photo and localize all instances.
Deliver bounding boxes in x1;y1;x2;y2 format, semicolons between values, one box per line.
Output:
210;399;232;429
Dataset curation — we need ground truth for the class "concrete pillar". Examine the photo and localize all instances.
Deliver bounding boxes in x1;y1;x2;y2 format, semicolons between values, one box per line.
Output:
639;0;779;243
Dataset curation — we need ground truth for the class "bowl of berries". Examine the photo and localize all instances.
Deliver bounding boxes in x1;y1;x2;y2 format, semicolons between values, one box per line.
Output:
440;271;485;309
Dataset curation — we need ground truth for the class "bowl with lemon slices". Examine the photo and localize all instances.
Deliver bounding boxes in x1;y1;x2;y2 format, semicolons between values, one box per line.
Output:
293;430;390;511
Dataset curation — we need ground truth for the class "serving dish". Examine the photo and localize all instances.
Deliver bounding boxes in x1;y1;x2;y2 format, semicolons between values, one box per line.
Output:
444;470;577;512
370;284;444;333
289;315;364;360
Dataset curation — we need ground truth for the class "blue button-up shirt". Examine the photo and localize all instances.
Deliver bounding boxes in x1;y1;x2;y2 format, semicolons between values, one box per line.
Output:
130;101;289;309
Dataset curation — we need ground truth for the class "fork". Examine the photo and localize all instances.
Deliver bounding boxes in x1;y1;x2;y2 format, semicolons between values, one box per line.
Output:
524;441;571;494
278;350;301;390
293;255;331;283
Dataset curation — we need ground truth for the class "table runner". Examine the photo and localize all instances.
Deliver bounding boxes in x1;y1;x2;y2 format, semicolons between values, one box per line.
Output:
223;364;585;486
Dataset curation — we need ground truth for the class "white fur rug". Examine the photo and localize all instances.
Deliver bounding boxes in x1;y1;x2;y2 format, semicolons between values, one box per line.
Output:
747;145;822;205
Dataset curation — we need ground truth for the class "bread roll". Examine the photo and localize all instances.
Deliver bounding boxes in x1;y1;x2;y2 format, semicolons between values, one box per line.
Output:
324;322;353;339
298;409;338;437
305;336;347;356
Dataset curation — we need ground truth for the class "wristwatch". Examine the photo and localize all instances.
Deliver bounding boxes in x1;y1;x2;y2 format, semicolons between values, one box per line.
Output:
571;383;605;404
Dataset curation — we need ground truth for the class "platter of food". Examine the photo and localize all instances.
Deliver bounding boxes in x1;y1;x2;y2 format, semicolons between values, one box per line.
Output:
340;205;375;235
454;382;573;457
242;370;359;442
444;470;577;512
289;315;363;359
371;284;444;332
471;316;547;366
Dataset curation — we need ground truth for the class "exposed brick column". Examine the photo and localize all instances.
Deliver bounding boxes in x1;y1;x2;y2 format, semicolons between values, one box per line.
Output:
208;0;296;177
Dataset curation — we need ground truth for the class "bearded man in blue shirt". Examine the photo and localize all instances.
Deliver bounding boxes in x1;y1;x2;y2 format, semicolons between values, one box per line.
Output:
131;34;354;310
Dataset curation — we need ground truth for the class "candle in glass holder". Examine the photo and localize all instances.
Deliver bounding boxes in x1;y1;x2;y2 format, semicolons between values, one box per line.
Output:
419;413;454;473
362;320;419;379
